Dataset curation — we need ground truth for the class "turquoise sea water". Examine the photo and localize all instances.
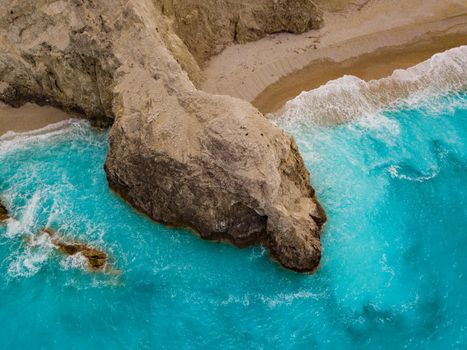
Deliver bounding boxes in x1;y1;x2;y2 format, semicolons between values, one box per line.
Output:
0;91;466;348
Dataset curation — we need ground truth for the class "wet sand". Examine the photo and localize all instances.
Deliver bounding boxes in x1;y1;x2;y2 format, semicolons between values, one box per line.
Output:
0;103;70;136
253;34;467;114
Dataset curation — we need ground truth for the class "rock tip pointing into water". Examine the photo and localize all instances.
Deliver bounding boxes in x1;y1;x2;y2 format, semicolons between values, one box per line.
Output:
105;93;327;273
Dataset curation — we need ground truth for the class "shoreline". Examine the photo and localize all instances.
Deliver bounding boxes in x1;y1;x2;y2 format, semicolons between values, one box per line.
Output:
201;0;467;114
0;103;71;137
1;1;466;135
254;34;467;114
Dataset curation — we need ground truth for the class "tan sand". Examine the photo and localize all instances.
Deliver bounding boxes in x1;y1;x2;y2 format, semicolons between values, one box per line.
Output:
254;34;467;114
201;0;467;113
0;103;71;136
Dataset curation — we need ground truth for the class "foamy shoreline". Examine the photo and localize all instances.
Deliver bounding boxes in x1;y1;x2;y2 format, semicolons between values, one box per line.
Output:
276;46;467;126
255;34;467;115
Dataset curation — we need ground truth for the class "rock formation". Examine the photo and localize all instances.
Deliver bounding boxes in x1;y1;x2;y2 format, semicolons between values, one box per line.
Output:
0;199;9;222
40;228;108;271
156;0;322;66
0;0;326;272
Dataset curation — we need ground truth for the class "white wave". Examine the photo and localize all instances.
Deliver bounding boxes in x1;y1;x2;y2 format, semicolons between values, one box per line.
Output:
0;119;77;141
219;290;325;308
26;230;55;248
0;119;91;156
259;290;324;308
7;250;51;278
276;46;467;126
7;231;55;278
5;191;42;238
60;252;88;271
388;165;439;183
63;274;123;289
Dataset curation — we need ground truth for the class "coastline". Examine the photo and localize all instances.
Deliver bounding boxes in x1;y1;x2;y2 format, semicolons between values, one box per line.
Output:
2;1;465;134
273;45;467;125
254;34;467;114
0;103;71;137
1;1;467;346
201;0;467;114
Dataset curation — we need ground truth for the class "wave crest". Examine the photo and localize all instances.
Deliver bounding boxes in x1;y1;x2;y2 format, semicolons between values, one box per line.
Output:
0;119;92;156
275;46;467;126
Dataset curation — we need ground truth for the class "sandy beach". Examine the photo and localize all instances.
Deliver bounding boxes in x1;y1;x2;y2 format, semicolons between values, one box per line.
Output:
201;0;467;113
0;103;70;136
254;34;467;114
1;0;466;133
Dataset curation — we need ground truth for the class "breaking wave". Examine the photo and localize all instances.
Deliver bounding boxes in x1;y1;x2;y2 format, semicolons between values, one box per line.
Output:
276;46;467;126
0;119;91;156
0;120;113;279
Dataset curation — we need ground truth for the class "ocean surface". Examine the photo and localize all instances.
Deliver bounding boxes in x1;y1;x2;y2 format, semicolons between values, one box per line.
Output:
0;48;466;349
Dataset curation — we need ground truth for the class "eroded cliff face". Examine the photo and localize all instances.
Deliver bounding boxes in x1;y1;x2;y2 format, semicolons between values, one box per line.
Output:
155;0;322;66
0;0;326;272
0;1;119;125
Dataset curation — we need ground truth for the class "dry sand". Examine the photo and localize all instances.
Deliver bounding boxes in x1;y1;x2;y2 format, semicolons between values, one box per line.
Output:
0;103;71;136
201;0;467;113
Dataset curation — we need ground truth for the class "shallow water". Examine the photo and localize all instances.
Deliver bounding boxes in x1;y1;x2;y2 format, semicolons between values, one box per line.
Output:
1;84;466;349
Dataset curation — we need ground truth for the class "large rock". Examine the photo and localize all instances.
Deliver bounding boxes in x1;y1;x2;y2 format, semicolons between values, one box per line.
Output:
0;0;119;126
0;0;326;272
105;73;327;271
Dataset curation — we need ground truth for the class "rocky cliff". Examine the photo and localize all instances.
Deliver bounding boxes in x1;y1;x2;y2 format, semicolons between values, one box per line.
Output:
156;0;322;66
0;0;326;272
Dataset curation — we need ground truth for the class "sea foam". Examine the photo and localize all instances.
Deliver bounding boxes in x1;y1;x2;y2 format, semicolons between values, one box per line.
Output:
0;119;91;156
276;46;467;126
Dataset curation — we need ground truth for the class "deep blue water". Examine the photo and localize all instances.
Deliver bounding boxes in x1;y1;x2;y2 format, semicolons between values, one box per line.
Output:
0;91;466;349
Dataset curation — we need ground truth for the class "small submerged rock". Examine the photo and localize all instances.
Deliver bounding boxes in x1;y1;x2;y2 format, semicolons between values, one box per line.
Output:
1;199;114;273
40;228;109;272
0;199;9;222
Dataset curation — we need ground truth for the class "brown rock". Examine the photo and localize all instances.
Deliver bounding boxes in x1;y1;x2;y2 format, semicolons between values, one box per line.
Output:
0;199;9;222
42;228;108;271
156;0;323;65
105;86;327;272
0;0;326;272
